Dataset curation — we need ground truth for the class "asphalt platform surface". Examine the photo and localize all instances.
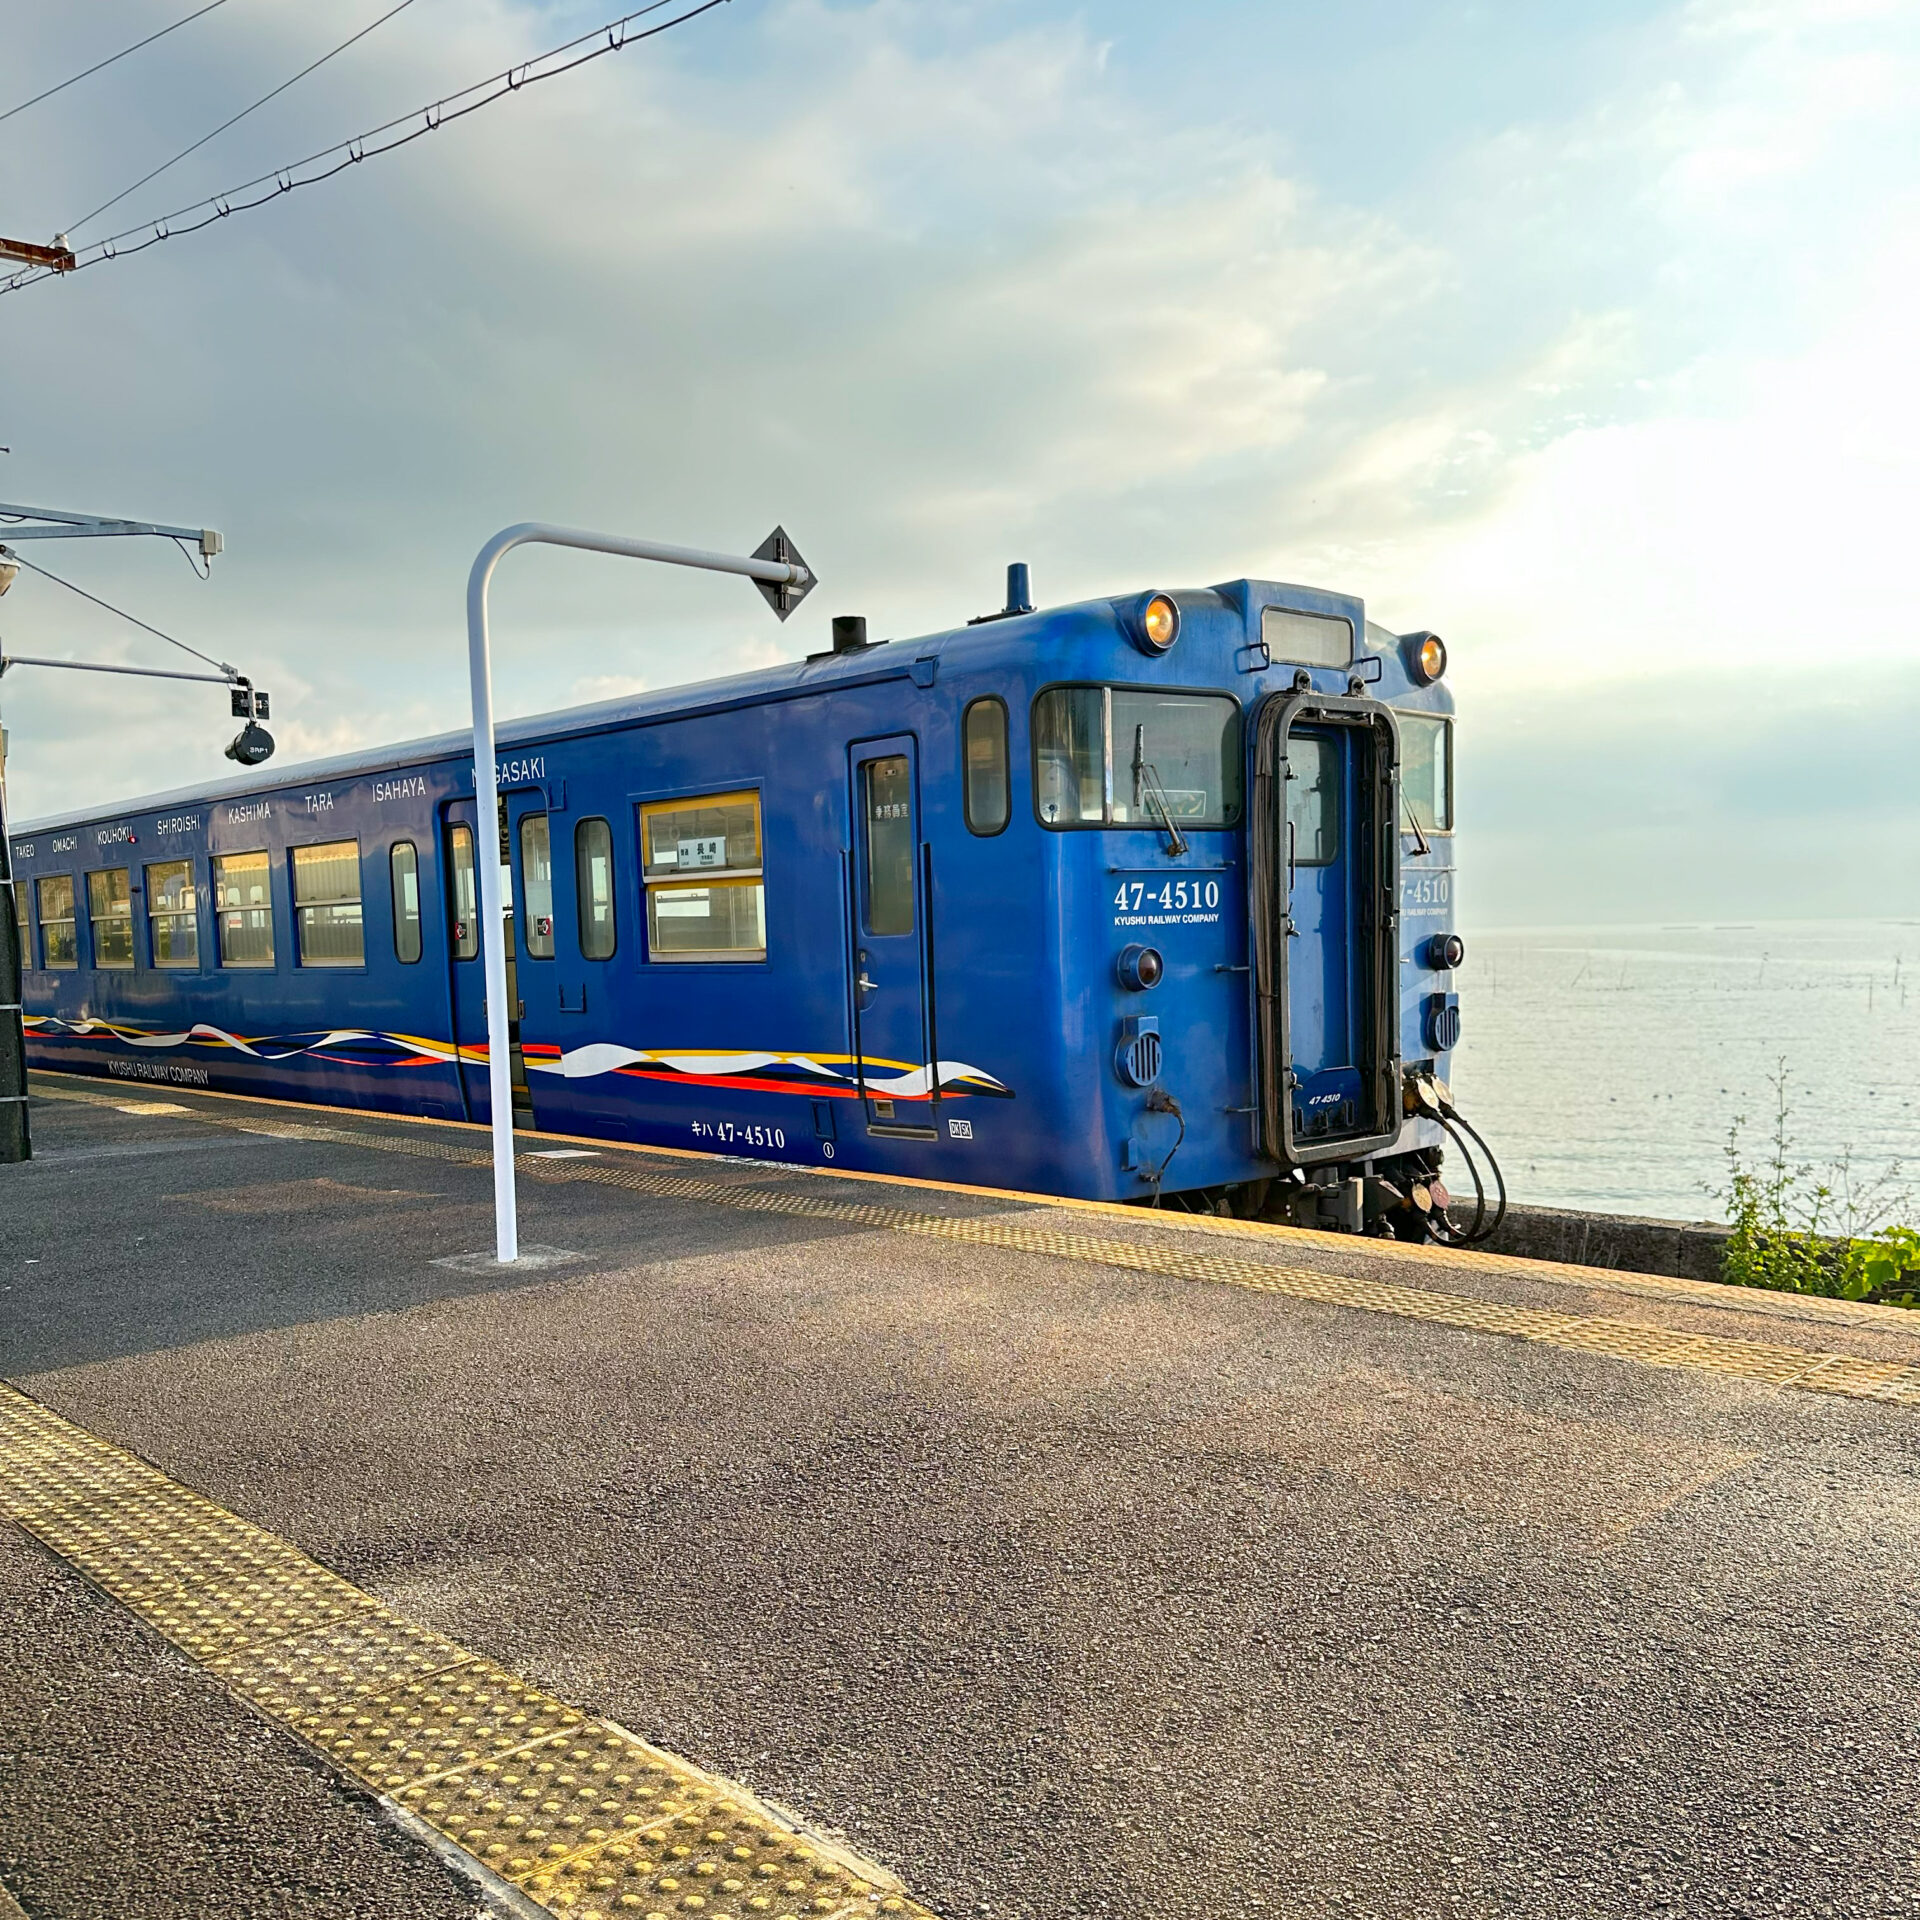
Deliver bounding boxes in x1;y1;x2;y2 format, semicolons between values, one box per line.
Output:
3;1074;1918;1919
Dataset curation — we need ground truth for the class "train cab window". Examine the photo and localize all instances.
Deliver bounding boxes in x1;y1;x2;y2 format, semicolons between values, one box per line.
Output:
638;790;765;962
87;869;135;969
1031;688;1105;825
146;860;200;968
1261;607;1354;669
12;875;29;969
575;817;616;961
214;852;275;968
1033;686;1242;828
291;840;365;967
390;842;422;965
1398;713;1454;835
37;876;77;970
1286;733;1341;867
519;815;554;959
1110;691;1241;827
963;698;1010;836
446;824;479;960
862;756;915;937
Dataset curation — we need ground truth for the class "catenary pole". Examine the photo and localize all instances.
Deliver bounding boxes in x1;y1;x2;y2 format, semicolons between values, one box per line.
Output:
0;502;224;1165
466;522;812;1263
0;723;26;1164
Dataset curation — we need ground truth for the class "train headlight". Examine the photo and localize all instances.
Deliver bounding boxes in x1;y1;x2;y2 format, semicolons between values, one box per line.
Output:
1403;631;1447;685
1117;944;1164;991
1125;591;1181;656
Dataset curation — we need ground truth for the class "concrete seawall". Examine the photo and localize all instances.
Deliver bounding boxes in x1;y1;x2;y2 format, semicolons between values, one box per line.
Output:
1481;1204;1733;1283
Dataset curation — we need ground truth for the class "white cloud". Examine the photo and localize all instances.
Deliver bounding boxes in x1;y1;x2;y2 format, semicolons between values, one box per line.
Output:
0;0;1915;925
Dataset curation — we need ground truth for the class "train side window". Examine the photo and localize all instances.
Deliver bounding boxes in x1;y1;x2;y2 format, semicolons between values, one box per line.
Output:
214;852;275;968
1031;688;1105;825
292;839;365;967
638;790;765;963
146;860;200;968
390;842;422;964
1286;733;1341;867
446;824;478;960
519;815;554;960
87;869;135;969
1398;713;1454;835
37;876;77;970
963;697;1010;836
12;874;31;969
575;817;616;961
862;756;915;937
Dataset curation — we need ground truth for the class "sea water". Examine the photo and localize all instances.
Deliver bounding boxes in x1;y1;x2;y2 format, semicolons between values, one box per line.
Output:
1447;921;1920;1223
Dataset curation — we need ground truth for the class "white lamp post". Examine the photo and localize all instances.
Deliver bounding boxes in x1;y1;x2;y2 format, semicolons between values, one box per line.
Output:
466;522;814;1262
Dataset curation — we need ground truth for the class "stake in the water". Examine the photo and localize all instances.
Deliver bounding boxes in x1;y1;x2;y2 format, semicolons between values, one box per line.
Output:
466;523;815;1263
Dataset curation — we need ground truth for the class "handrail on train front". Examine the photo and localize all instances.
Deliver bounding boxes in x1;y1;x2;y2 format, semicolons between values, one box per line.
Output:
467;522;813;1263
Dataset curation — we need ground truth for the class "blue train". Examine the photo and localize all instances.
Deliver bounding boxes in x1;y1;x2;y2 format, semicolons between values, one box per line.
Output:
8;565;1501;1236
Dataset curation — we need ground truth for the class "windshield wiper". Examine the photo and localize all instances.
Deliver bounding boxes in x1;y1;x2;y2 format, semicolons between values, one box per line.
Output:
1401;795;1431;857
1131;722;1190;857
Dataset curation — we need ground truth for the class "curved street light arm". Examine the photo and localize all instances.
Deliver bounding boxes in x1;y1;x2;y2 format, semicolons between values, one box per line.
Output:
467;521;815;1263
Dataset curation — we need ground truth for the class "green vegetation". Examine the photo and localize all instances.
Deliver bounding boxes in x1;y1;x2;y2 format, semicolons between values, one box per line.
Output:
1718;1062;1920;1309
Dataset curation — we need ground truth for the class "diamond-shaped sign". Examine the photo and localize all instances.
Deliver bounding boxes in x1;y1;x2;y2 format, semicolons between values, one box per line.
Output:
750;526;816;622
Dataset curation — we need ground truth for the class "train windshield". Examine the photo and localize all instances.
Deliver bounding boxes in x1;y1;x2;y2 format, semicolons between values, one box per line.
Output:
1399;714;1453;834
1032;687;1241;828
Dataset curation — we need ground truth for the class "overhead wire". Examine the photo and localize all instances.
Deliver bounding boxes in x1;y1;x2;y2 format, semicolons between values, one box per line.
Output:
72;0;418;234
0;1;235;131
1;0;728;298
0;550;237;678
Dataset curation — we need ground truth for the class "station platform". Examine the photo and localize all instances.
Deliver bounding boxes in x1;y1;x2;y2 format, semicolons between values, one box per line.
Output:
3;1071;1917;1920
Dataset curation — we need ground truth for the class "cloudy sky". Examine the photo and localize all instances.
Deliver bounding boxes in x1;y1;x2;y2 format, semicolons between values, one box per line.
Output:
1;0;1915;926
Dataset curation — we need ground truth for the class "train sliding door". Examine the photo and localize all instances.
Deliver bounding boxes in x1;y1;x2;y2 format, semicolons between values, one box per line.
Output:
1251;693;1401;1165
847;736;935;1137
442;798;533;1126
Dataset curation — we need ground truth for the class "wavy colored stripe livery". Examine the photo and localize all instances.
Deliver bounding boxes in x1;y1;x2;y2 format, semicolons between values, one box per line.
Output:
20;1014;1014;1103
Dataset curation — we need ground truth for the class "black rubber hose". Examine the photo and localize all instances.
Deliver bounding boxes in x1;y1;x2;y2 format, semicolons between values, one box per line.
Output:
1428;1116;1487;1246
1446;1108;1508;1242
1143;1091;1186;1208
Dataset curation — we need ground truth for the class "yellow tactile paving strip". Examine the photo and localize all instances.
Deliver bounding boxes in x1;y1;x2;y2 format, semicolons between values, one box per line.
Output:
32;1079;1920;1405
216;1108;1920;1405
0;1385;933;1920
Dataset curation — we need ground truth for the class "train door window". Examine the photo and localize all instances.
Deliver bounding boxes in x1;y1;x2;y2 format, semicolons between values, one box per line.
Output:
12;875;29;970
87;869;135;968
37;876;77;969
1030;687;1105;825
519;815;554;959
214;852;275;967
1398;713;1454;835
145;860;199;968
963;698;1010;836
446;824;478;960
1286;733;1341;866
575;817;616;960
1110;691;1242;827
638;790;764;962
291;840;365;967
862;756;915;936
390;842;422;964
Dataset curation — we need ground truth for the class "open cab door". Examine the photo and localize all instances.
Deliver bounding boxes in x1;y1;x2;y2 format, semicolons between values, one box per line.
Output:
1251;689;1402;1167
